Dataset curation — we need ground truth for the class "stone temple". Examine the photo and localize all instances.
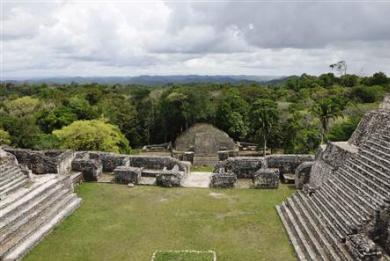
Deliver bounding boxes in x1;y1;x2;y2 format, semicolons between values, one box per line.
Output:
277;95;390;260
0;95;389;260
173;123;237;166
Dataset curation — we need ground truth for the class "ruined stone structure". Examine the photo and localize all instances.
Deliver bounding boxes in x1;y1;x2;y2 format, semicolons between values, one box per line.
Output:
174;123;237;166
214;155;313;179
3;147;74;175
253;168;280;189
210;168;237;188
0;148;81;260
277;95;390;260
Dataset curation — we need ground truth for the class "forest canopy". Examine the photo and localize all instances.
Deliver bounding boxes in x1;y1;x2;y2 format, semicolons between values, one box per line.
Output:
1;72;389;154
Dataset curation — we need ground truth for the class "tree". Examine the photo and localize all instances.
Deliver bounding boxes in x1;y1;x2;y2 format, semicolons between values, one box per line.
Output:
250;99;279;157
0;129;11;145
369;72;388;86
311;97;344;143
329;61;347;76
4;96;41;117
215;90;249;140
53;119;130;153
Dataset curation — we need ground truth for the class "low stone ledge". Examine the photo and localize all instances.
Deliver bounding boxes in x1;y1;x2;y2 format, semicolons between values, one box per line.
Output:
156;165;185;187
252;168;279;189
114;166;142;184
72;152;102;181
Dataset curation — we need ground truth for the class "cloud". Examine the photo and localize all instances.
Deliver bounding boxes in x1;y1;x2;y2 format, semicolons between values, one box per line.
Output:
2;0;390;79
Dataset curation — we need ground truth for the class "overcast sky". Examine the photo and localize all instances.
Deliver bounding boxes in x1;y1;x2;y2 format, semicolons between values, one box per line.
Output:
2;0;390;79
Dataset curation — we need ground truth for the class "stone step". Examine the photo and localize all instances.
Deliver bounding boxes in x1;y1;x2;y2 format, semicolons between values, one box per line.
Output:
0;168;21;183
309;193;346;241
0;176;28;197
0;172;24;188
0;176;55;211
353;154;390;190
319;183;360;227
1;196;81;261
342;163;389;200
287;197;329;260
367;137;390;155
359;147;390;174
323;181;366;219
0;187;70;245
276;204;310;261
313;191;352;236
295;192;353;261
0;176;67;219
0;175;27;193
327;178;371;218
0;192;78;258
336;169;382;210
0;183;66;232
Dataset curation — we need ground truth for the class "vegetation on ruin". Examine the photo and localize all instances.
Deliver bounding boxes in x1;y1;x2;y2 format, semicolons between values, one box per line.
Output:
24;183;296;261
1;72;389;153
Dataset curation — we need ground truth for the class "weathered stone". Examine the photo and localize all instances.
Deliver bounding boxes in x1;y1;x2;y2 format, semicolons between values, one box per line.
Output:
156;165;185;187
210;169;237;188
346;234;382;261
266;154;314;176
295;161;314;189
72;152;102;181
253;168;279;189
214;157;264;178
3;147;74;174
114;166;142;184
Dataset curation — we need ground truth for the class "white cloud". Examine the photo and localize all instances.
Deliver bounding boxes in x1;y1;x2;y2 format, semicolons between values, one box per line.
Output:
1;0;390;79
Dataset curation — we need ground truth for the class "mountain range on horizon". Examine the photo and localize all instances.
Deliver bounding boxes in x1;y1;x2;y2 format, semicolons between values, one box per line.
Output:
4;75;288;86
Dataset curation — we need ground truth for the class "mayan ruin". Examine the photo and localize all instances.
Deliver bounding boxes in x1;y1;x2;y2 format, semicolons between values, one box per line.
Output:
2;2;390;260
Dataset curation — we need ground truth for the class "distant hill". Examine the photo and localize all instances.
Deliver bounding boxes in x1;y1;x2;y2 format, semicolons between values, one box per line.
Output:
5;75;287;86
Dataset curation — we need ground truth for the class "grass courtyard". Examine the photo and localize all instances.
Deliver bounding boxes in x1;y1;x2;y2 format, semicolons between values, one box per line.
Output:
25;183;296;261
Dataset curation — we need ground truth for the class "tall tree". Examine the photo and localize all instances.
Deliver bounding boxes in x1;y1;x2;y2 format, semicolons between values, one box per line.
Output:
250;99;279;157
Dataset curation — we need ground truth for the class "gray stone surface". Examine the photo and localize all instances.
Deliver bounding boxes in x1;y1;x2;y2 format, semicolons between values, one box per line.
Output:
277;95;390;260
71;152;102;181
114;166;142;184
294;161;314;189
252;168;279;189
3;148;74;175
210;169;237;188
156;165;185;187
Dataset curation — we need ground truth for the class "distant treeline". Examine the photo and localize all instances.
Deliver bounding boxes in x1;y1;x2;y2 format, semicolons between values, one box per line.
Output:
0;72;389;154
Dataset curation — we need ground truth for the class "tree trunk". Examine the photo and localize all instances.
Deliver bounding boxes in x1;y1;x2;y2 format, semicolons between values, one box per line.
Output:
263;133;267;158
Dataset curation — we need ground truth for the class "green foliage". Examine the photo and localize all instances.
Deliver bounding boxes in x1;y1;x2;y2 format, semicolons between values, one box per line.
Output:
4;96;41;117
328;117;360;141
215;90;249;140
350;85;385;103
53;119;130;153
0;129;11;145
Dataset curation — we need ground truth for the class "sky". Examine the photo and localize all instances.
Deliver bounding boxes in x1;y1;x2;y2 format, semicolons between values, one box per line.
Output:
1;0;390;79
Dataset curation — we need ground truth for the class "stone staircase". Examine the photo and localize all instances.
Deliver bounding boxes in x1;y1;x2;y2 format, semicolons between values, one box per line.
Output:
193;155;219;167
0;158;81;261
277;127;390;260
0;164;28;198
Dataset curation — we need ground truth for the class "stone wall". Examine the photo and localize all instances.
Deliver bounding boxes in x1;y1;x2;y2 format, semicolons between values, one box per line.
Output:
309;142;358;188
72;152;102;181
3;147;74;174
215;154;313;179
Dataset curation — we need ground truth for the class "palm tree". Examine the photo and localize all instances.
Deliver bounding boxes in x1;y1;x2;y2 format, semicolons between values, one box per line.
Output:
311;98;343;144
250;99;279;157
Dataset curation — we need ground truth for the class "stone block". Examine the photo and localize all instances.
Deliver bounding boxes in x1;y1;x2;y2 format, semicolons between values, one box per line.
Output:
253;168;279;189
156;165;184;187
210;169;237;188
114;166;142;184
295;161;314;189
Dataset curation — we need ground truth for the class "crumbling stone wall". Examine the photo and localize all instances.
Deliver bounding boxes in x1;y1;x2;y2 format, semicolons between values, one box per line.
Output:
3;147;74;174
295;161;314;189
215;154;313;179
72;152;102;181
252;168;279;189
309;142;358;188
210;169;237;188
156;165;186;187
214;157;264;178
114;166;142;184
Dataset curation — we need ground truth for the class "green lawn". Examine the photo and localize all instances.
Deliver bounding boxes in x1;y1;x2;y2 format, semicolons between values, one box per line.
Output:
153;251;215;261
25;183;296;261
